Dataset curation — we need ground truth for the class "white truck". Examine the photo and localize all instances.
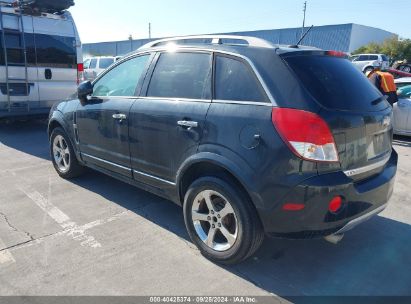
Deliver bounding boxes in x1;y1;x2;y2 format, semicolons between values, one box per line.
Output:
0;0;82;119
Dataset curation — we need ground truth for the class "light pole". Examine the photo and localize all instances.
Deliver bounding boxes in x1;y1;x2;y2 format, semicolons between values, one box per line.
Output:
301;1;307;39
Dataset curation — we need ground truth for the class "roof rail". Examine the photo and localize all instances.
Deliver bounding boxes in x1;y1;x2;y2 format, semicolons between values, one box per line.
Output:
139;35;274;50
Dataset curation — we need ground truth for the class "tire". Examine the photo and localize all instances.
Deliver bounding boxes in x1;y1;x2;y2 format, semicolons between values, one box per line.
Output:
400;65;411;73
364;66;374;74
183;176;264;264
50;127;84;179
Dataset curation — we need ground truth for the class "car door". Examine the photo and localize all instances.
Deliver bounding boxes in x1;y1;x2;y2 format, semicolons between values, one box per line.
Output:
352;55;367;70
76;54;152;177
129;51;212;185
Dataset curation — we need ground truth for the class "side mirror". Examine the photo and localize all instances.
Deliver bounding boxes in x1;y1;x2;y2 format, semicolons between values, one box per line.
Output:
78;81;93;102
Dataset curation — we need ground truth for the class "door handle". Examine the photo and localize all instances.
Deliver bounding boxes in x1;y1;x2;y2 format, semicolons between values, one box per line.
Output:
177;120;198;129
45;69;52;80
112;113;127;121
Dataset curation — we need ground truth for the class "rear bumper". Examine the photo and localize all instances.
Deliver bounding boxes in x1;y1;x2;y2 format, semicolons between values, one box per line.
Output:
333;203;387;235
261;149;398;238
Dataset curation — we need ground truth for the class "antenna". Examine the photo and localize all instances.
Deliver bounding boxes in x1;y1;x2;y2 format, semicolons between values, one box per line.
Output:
296;24;313;46
149;22;152;39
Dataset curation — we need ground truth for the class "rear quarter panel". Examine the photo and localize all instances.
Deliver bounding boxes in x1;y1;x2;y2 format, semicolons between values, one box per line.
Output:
201;102;318;211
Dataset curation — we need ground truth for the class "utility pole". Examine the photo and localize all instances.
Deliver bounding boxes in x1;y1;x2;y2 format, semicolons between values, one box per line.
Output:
301;1;307;39
149;22;152;39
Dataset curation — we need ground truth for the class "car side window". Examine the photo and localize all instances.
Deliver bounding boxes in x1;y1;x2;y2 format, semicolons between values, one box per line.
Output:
369;55;378;60
89;59;97;69
99;58;114;69
83;59;91;69
215;55;268;102
93;55;150;97
147;52;212;100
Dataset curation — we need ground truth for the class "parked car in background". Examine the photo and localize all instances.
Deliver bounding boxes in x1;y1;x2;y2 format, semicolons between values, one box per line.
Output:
48;35;397;264
0;0;82;119
396;62;411;73
395;77;411;89
393;85;411;136
83;56;121;81
351;54;390;74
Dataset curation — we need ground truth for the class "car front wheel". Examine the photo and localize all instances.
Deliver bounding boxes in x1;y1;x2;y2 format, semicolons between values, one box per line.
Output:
183;176;264;264
50;127;84;179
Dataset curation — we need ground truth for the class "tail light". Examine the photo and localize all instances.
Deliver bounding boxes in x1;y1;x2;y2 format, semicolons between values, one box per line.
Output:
326;50;347;58
77;63;84;84
272;108;339;163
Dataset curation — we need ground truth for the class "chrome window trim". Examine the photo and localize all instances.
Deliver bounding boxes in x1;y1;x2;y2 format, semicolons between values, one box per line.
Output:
343;154;391;177
119;47;276;106
82;153;131;172
212;50;276;106
136;96;211;103
133;169;176;186
89;96;137;100
212;99;272;107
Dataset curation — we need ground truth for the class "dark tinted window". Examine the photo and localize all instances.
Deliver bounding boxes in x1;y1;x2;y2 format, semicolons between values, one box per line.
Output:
215;55;268;102
35;34;76;68
381;55;389;61
147;52;211;99
99;58;114;69
357;55;369;61
369;55;378;60
283;55;384;111
24;33;36;65
90;59;97;69
0;31;28;65
0;32;70;67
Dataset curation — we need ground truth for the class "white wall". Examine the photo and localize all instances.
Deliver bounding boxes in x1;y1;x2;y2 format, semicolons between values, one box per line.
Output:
349;24;397;53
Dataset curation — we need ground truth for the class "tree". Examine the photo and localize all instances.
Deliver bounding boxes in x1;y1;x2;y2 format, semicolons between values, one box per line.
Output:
353;37;411;64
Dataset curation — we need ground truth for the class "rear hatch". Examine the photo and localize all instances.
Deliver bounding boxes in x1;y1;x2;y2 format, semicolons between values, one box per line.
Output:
282;53;393;180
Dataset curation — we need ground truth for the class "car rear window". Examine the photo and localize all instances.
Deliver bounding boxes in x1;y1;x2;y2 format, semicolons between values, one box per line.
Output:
283;55;386;111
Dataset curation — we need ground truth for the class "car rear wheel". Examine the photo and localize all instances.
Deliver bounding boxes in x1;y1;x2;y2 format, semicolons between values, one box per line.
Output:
400;65;411;73
183;176;264;264
50;127;84;179
364;66;374;74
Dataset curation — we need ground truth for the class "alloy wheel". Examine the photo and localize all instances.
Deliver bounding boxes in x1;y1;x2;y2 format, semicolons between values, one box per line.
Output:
191;190;238;252
53;135;71;173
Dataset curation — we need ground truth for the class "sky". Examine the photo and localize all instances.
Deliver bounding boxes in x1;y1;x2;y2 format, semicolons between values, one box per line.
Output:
70;0;411;44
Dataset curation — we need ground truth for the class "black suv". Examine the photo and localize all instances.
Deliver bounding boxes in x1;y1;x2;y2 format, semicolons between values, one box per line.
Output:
48;36;397;264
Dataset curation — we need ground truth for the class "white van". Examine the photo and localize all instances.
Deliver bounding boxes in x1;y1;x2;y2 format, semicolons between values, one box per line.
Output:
0;0;82;119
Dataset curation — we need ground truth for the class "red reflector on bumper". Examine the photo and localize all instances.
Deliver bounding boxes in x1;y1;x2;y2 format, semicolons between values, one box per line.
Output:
282;203;305;211
329;196;343;213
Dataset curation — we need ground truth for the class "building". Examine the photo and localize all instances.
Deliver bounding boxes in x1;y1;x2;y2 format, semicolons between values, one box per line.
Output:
82;23;396;58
